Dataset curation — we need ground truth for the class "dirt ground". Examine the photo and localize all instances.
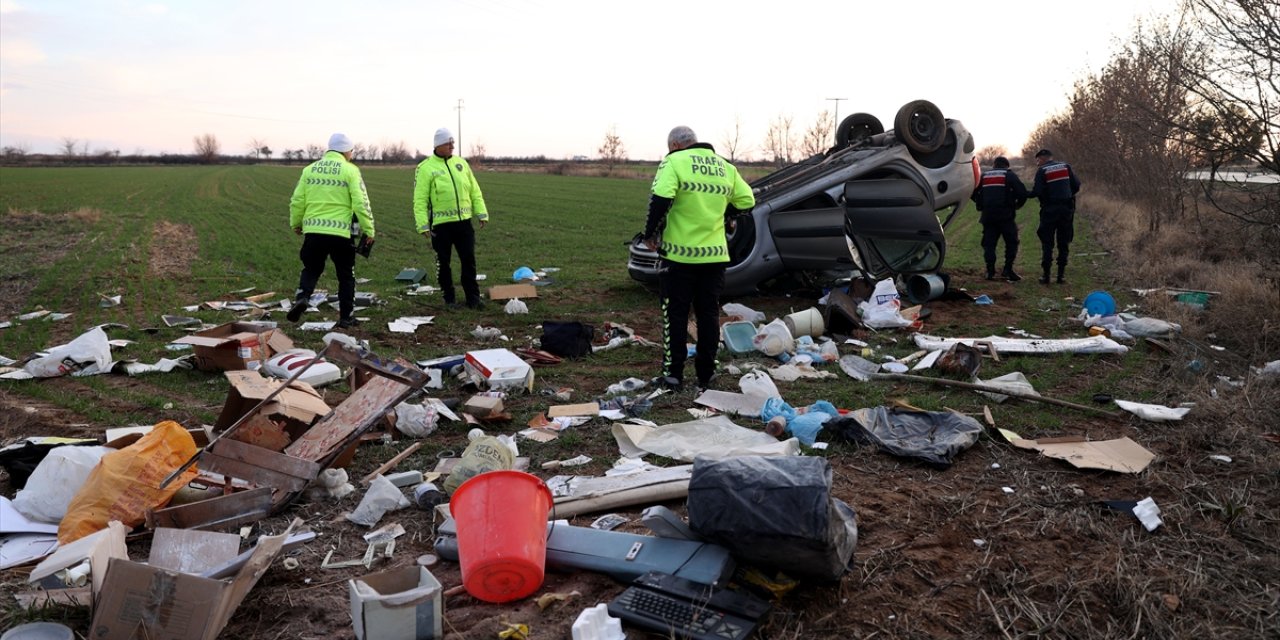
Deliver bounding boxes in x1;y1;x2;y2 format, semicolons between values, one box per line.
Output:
1;285;1277;639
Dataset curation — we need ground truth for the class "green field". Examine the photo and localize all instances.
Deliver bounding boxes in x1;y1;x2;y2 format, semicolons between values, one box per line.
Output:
8;166;1265;640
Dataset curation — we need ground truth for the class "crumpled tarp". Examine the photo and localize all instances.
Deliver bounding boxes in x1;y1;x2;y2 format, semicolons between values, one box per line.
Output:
826;407;983;468
612;415;799;461
913;333;1129;355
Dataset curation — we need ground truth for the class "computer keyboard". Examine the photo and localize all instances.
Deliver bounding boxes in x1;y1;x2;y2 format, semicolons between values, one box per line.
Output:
607;571;769;640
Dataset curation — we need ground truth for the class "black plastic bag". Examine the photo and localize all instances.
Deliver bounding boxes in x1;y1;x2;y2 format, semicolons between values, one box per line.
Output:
687;456;858;582
826;406;982;469
540;321;595;358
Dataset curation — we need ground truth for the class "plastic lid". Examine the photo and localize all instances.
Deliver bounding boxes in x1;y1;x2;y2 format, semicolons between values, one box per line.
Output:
1083;291;1116;316
1;623;74;640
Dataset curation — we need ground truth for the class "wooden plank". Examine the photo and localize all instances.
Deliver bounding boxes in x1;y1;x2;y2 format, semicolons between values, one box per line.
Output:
360;442;423;486
213;438;320;480
14;587;92;609
326;344;429;386
148;529;240;573
200;454;311;492
149;487;273;531
286;374;412;462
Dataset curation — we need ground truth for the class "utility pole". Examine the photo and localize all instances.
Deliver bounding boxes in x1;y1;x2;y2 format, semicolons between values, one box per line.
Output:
826;97;847;144
455;99;465;153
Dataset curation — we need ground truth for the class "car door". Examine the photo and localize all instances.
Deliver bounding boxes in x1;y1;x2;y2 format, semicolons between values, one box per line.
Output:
842;178;946;280
768;192;853;271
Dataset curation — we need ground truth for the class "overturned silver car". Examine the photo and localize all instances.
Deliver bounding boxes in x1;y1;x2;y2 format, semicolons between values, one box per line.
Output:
628;100;978;298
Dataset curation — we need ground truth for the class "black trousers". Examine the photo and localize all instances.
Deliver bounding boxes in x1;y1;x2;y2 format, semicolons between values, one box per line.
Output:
431;219;479;304
659;260;724;385
980;216;1019;270
1037;205;1075;270
296;233;355;319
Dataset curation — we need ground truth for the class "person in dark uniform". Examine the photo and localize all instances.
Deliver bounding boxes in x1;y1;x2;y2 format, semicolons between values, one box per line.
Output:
1029;148;1081;284
971;156;1028;281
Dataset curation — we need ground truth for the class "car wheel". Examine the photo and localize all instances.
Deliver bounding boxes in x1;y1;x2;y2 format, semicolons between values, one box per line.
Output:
835;113;884;148
894;100;945;153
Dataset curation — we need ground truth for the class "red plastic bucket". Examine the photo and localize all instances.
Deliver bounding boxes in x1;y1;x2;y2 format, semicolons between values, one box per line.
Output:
451;470;552;603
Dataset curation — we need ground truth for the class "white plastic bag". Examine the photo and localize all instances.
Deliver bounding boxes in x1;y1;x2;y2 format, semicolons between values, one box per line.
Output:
346;475;410;527
393;402;440;438
23;327;113;378
12;445;112;523
722;303;765;323
751;319;794;356
1121;317;1182;338
1116;399;1191;422
857;278;912;328
504;298;529;315
739;371;780;398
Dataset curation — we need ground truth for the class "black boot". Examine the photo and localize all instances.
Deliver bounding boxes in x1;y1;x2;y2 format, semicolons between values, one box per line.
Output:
985;264;997;281
286;297;308;323
1002;266;1022;282
1056;265;1066;284
1039;269;1050;284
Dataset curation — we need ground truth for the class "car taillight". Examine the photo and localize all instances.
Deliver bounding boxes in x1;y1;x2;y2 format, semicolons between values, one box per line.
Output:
970;157;980;187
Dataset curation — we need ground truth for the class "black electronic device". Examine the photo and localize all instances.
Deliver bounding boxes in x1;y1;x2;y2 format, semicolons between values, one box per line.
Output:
607;571;769;640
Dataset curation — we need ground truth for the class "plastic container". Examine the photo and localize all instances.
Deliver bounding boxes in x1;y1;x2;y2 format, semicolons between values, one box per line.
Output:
722;321;758;354
1;623;74;640
1083;291;1116;316
783;307;824;338
451;470;553;603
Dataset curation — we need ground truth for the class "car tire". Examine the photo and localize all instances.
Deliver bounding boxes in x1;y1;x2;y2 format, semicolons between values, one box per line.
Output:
894;100;945;153
835;113;884;148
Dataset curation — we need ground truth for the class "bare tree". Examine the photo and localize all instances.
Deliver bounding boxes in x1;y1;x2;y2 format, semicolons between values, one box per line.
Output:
975;144;1009;165
381;141;411;163
351;143;369;161
248;138;266;160
193;133;220;163
469;140;487;161
763;114;796;167
305;144;322;160
60;137;79;159
598;126;627;172
365;144;380;163
3;143;30;160
722;116;749;162
799;110;834;158
260;146;272;160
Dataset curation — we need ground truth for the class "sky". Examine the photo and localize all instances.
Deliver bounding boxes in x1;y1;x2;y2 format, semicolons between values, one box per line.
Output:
0;0;1180;161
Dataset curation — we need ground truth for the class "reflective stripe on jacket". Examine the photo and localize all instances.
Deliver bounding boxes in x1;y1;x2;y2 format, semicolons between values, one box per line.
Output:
413;154;488;232
650;145;754;264
289;151;374;238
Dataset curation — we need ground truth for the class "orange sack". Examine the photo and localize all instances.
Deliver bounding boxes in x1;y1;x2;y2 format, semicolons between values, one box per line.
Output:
58;420;199;544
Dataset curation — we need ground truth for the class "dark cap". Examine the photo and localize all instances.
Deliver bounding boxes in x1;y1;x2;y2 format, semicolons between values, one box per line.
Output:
1035;149;1052;158
993;156;1010;168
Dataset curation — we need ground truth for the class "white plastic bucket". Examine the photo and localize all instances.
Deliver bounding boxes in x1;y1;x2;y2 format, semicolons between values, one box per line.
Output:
784;307;825;338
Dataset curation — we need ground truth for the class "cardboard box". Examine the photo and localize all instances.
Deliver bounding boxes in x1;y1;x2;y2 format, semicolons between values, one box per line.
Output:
462;395;504;417
349;565;443;640
216;370;331;445
172;322;294;371
88;522;298;640
487;284;537;301
463;349;533;391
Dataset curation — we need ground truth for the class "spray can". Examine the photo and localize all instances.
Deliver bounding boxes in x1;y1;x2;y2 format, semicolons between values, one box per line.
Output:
414;482;447;509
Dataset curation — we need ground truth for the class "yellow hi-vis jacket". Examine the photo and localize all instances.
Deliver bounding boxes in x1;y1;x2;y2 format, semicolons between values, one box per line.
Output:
413;154;488;233
651;145;754;264
289;151;375;238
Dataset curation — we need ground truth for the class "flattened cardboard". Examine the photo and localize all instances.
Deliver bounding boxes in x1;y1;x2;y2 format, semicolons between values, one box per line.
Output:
1010;435;1155;473
89;520;299;640
172;322;294;371
693;390;766;418
487;284;537;301
547;402;599;418
349;565;444;640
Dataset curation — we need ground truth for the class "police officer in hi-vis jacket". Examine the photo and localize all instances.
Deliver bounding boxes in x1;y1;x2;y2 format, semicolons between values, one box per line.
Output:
643;126;755;393
287;132;375;329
